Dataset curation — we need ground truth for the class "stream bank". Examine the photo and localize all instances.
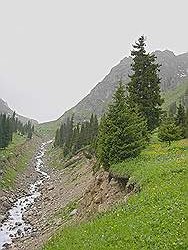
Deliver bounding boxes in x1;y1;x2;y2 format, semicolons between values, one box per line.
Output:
0;135;42;218
0;141;52;249
0;142;135;250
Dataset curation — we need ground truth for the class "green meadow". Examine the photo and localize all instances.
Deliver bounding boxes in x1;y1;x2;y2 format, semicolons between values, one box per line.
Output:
43;138;188;250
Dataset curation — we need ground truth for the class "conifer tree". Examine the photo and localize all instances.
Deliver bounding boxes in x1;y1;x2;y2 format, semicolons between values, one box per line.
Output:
176;103;186;137
97;82;148;168
127;36;163;131
185;108;188;138
0;112;32;149
0;114;13;148
97;114;109;167
158;117;182;145
72;124;80;153
54;128;60;147
169;102;177;118
54;114;99;156
26;121;33;139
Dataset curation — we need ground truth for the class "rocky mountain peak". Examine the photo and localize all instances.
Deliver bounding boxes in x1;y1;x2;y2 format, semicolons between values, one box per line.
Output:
0;98;38;124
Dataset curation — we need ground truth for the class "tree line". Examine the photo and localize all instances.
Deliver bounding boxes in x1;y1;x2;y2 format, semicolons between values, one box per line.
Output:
97;35;164;168
158;102;188;145
0;111;34;149
54;114;98;156
54;36;188;168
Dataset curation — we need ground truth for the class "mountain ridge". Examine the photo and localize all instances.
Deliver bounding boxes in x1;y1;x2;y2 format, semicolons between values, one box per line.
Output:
0;98;38;124
58;50;188;121
39;50;188;136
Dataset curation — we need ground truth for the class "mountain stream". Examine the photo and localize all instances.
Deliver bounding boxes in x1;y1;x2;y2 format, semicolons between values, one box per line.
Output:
0;141;52;249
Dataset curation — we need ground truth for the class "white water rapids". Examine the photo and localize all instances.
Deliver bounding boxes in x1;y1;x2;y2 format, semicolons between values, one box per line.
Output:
0;141;52;249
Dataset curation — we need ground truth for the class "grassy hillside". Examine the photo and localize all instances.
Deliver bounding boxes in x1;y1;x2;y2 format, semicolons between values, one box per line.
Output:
38;80;188;140
43;138;187;250
162;79;188;109
0;134;40;189
36;120;59;139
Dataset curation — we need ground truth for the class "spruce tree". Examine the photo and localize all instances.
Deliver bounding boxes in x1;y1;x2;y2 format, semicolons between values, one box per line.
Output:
97;114;109;167
97;82;148;168
72;124;80;153
176;103;186;137
26;121;33;139
54;128;60;147
54;114;99;156
185;108;188;138
158;117;182;146
0;114;13;148
169;102;177;118
127;36;163;131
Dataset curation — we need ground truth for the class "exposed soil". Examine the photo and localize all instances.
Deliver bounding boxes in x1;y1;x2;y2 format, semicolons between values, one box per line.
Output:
10;152;94;250
1;144;136;250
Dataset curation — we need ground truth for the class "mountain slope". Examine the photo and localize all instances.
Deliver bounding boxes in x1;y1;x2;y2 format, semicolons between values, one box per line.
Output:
0;98;38;124
43;139;188;250
57;50;188;123
39;50;188;136
162;80;188;109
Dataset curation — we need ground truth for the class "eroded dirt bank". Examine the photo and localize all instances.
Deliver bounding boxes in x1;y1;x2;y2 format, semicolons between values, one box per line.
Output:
8;148;137;250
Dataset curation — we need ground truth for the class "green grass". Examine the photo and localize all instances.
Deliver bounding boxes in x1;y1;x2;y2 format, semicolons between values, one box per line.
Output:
37;80;188;141
36;120;59;139
162;80;188;110
0;134;38;189
46;145;87;170
0;133;25;158
42;139;188;250
46;146;65;169
54;200;79;222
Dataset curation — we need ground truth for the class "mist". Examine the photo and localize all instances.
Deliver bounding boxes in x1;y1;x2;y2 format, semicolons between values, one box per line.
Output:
0;0;187;122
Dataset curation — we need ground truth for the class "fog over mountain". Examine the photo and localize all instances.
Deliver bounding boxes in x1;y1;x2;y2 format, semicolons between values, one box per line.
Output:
0;98;38;124
0;0;187;122
53;50;188;125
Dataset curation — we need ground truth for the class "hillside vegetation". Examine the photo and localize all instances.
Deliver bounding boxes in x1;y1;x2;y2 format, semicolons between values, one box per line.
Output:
0;134;40;189
162;79;188;110
38;79;188;140
44;50;188;127
41;39;187;250
43;138;188;250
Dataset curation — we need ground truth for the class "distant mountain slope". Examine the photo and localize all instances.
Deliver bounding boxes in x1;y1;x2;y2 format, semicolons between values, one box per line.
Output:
0;98;38;124
39;50;188;137
57;50;188;124
162;80;188;109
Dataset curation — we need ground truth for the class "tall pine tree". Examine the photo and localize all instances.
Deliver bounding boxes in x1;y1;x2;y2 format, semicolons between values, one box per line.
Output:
158;116;182;146
185;108;188;138
97;82;148;168
176;102;186;137
127;36;163;131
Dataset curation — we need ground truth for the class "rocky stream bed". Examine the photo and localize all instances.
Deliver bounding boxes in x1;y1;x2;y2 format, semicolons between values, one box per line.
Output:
0;141;52;250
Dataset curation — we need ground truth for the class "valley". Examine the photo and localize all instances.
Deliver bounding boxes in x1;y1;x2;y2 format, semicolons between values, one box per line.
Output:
0;48;187;250
0;1;188;249
0;132;187;249
0;141;51;249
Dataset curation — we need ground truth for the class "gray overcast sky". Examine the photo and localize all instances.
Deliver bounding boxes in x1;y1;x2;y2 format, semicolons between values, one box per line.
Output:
0;0;187;123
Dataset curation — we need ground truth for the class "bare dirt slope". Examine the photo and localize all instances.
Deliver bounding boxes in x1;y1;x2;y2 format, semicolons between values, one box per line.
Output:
10;151;134;250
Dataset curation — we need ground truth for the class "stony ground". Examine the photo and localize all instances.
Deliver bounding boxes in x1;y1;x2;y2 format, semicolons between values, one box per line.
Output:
1;144;129;250
0;137;42;225
10;153;95;250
